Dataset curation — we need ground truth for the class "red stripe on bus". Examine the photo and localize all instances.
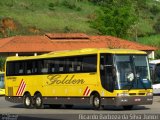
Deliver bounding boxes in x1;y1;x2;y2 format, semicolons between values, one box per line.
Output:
83;86;88;96
16;79;23;96
86;89;90;96
19;83;26;96
17;81;25;96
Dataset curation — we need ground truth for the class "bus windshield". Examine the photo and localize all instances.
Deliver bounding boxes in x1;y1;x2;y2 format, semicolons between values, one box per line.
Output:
115;55;151;90
0;73;4;89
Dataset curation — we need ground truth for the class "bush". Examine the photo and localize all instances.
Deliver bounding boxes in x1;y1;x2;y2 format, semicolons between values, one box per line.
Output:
48;1;59;11
64;26;72;32
153;17;160;33
155;50;160;59
62;0;76;9
150;5;160;15
0;57;6;71
48;3;55;11
62;0;82;11
89;0;105;5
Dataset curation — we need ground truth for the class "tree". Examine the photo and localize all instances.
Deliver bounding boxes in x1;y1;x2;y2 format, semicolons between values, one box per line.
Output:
0;57;6;71
91;0;137;38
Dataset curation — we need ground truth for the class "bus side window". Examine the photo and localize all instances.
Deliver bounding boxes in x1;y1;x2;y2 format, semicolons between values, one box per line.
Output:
6;62;14;76
49;60;55;73
33;61;38;74
54;59;59;73
82;55;97;72
26;61;33;74
15;62;25;75
42;60;49;73
76;57;82;72
67;58;75;72
59;59;65;72
155;64;160;84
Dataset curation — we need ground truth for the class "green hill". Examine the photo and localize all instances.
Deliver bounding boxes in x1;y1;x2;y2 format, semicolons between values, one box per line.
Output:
0;0;100;37
0;0;159;36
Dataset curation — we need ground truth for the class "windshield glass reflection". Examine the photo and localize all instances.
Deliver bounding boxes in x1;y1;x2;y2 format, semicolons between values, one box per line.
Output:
115;55;151;90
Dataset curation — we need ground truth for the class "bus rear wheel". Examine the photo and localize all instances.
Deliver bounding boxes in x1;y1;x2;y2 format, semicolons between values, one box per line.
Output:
90;94;101;110
34;93;43;109
23;93;32;108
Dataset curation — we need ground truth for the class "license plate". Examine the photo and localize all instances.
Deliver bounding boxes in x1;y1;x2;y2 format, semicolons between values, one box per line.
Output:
134;98;141;101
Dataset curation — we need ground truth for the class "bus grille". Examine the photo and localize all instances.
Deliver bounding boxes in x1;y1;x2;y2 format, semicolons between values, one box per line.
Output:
129;93;136;95
138;93;145;95
8;87;13;96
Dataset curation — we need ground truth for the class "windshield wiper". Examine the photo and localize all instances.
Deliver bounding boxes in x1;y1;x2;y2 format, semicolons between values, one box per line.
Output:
128;78;136;91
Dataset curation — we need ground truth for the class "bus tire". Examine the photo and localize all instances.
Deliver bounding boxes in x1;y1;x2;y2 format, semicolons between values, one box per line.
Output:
34;93;43;109
23;93;32;109
123;105;133;110
90;93;101;110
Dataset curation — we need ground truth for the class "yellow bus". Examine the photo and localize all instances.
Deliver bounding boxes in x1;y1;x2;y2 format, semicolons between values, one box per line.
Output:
5;48;153;110
0;72;5;96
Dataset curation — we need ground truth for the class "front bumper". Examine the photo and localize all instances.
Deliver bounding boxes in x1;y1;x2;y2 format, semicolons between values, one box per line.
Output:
101;96;153;106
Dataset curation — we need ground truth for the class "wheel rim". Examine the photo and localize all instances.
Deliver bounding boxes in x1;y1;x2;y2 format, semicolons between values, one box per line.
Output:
94;97;100;107
36;97;41;106
26;97;31;106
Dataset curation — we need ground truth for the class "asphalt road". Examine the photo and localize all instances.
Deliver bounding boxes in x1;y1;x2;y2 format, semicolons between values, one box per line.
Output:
0;96;160;120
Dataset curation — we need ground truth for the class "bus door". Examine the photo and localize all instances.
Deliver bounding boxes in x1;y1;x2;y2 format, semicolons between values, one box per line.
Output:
100;54;115;93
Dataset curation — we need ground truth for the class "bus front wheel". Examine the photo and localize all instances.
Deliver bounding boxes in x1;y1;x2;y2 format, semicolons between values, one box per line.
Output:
90;94;101;110
34;93;43;109
23;93;32;108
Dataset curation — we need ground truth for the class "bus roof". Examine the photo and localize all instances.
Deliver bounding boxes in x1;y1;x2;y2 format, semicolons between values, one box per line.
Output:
6;48;147;61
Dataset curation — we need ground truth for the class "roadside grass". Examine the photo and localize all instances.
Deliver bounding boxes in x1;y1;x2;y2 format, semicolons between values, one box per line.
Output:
137;34;160;59
137;34;160;47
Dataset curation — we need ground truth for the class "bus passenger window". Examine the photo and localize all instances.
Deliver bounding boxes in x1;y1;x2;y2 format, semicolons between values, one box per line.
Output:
76;57;82;72
68;58;75;72
39;60;48;74
26;61;33;74
82;55;97;72
59;60;65;72
49;63;55;73
155;64;160;84
16;62;25;75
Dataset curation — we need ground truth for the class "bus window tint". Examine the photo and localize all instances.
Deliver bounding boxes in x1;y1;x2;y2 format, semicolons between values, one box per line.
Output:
6;54;97;76
154;64;160;84
82;55;97;72
26;61;32;74
6;62;15;76
15;62;25;75
67;58;75;72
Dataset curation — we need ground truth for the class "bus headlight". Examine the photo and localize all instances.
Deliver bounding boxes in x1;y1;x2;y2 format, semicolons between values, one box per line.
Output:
146;92;153;96
117;93;129;97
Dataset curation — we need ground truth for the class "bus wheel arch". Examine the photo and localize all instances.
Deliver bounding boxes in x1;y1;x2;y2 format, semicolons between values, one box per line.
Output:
34;91;43;109
23;92;32;108
90;91;101;110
